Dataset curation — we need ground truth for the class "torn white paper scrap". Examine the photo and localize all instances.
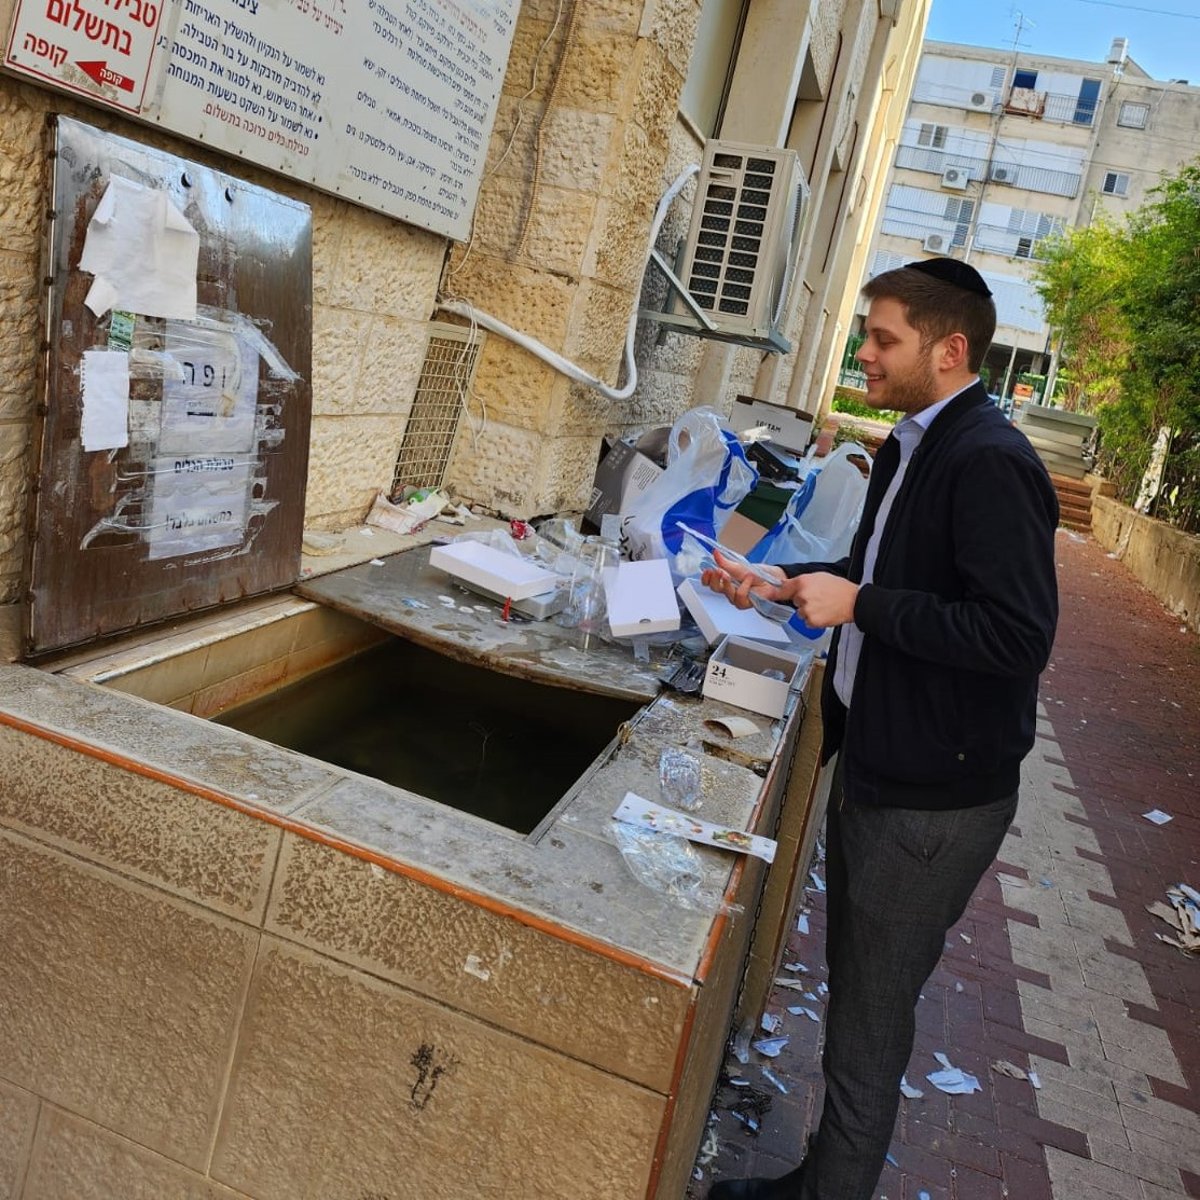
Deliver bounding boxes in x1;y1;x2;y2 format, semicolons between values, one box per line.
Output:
809;870;826;892
796;913;810;935
613;792;776;863
761;1012;782;1035
80;349;130;451
1143;809;1173;825
751;1036;788;1058
762;1067;789;1095
80;176;199;320
774;978;807;991
899;1076;924;1099
990;1060;1028;1081
927;1051;981;1095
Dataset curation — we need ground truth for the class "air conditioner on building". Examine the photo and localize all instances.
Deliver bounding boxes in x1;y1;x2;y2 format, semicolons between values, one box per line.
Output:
967;91;991;111
673;140;811;348
922;233;949;253
989;165;1015;184
941;166;969;190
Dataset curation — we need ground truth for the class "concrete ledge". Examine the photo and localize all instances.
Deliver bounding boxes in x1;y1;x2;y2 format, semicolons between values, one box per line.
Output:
1091;495;1200;633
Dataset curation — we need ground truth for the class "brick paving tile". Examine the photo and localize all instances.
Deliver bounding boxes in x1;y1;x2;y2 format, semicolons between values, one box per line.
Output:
688;532;1199;1200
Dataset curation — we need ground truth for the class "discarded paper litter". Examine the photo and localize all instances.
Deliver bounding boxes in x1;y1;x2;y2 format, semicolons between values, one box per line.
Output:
926;1051;981;1095
1147;883;1200;955
613;791;777;863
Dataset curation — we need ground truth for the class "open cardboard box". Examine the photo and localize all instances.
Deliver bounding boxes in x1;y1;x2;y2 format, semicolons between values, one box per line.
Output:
702;635;805;719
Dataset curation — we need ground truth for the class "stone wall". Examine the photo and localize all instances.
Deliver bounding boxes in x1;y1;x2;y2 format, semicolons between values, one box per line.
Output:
1091;495;1200;633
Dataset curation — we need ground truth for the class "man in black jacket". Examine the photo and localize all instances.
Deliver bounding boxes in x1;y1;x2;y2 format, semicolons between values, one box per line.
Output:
704;259;1059;1200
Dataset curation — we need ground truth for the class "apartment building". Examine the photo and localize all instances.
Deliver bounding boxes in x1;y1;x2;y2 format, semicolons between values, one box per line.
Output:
849;37;1200;406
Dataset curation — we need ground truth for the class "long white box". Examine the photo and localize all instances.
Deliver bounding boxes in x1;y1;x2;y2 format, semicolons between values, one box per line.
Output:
702;635;804;719
677;578;789;645
429;541;559;601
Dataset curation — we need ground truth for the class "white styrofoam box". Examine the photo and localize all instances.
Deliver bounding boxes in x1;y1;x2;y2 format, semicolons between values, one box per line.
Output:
429;541;559;601
702;635;804;719
677;578;790;645
604;558;680;638
729;395;814;453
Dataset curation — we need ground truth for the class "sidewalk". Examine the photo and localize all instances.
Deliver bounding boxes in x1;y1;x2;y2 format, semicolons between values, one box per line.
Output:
690;528;1200;1200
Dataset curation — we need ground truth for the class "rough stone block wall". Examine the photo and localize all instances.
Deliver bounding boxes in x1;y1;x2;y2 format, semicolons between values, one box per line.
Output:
441;0;703;517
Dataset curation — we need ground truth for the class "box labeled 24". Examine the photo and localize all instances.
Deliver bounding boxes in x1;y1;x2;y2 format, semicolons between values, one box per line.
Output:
702;635;805;719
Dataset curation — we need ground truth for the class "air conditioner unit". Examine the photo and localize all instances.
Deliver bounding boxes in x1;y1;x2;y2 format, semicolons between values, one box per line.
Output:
922;233;948;253
673;140;811;347
941;166;969;190
967;90;991;110
990;165;1014;184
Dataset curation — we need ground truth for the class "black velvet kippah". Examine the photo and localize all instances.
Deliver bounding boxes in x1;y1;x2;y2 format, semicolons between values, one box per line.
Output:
905;257;992;298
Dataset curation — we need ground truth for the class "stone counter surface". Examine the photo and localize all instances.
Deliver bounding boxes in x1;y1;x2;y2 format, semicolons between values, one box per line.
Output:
0;611;802;1198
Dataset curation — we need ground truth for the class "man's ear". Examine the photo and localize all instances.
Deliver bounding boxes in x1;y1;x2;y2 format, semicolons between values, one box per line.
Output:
938;331;970;371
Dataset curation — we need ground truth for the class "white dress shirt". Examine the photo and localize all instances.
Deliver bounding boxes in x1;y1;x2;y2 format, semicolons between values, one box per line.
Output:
832;383;976;708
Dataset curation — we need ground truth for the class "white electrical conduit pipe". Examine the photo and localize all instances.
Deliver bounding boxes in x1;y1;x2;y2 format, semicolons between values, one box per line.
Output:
437;162;700;402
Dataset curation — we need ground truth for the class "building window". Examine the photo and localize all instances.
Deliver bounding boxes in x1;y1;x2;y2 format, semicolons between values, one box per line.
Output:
1102;172;1130;196
679;0;749;137
1013;69;1038;90
917;123;948;149
1074;78;1101;125
1016;236;1034;258
945;197;974;245
1118;101;1150;129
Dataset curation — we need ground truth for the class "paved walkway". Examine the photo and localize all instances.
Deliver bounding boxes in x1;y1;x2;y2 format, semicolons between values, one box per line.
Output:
691;529;1200;1200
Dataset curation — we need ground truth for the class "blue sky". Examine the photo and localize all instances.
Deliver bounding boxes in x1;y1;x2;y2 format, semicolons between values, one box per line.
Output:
925;0;1200;84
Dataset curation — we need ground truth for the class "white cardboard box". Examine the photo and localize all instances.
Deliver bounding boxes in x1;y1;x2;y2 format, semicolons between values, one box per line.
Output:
604;558;680;638
702;635;804;719
729;395;814;453
677;578;789;645
429;541;559;601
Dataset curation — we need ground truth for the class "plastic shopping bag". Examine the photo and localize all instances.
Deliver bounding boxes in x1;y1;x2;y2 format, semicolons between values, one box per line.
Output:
623;407;757;569
751;442;870;568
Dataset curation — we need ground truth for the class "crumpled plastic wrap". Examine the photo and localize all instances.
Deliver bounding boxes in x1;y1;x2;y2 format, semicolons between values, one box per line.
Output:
659;746;702;812
611;821;708;910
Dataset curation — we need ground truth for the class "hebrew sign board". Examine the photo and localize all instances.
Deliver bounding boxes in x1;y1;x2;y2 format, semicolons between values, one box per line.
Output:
25;116;312;657
3;0;518;240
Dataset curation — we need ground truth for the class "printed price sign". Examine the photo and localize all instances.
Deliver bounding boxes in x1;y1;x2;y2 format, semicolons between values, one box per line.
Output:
4;0;165;112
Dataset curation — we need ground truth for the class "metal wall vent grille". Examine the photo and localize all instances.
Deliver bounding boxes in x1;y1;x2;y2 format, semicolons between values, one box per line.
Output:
688;153;777;317
391;322;483;496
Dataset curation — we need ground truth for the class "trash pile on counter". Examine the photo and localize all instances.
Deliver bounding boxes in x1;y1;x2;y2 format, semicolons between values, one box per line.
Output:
409;403;871;721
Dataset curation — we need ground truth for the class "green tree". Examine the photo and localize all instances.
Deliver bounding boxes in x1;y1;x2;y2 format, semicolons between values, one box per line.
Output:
1034;219;1131;414
1034;160;1200;529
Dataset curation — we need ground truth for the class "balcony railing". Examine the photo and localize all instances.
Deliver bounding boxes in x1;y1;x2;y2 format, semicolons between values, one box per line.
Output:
894;144;1081;199
1005;88;1099;126
971;222;1061;261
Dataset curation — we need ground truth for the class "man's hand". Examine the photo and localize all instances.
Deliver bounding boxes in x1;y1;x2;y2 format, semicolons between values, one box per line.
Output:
700;550;786;609
788;573;859;628
701;550;859;629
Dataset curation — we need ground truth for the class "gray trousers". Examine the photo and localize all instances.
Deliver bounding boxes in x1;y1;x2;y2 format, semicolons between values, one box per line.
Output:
794;768;1019;1200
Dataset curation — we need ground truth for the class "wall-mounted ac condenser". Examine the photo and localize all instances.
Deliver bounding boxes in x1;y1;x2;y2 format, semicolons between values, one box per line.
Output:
671;141;811;350
941;166;969;190
922;233;949;253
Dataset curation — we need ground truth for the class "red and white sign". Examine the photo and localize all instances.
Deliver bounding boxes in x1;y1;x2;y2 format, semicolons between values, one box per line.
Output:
4;0;164;112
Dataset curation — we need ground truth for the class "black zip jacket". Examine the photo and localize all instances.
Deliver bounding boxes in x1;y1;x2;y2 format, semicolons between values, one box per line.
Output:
785;382;1059;809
